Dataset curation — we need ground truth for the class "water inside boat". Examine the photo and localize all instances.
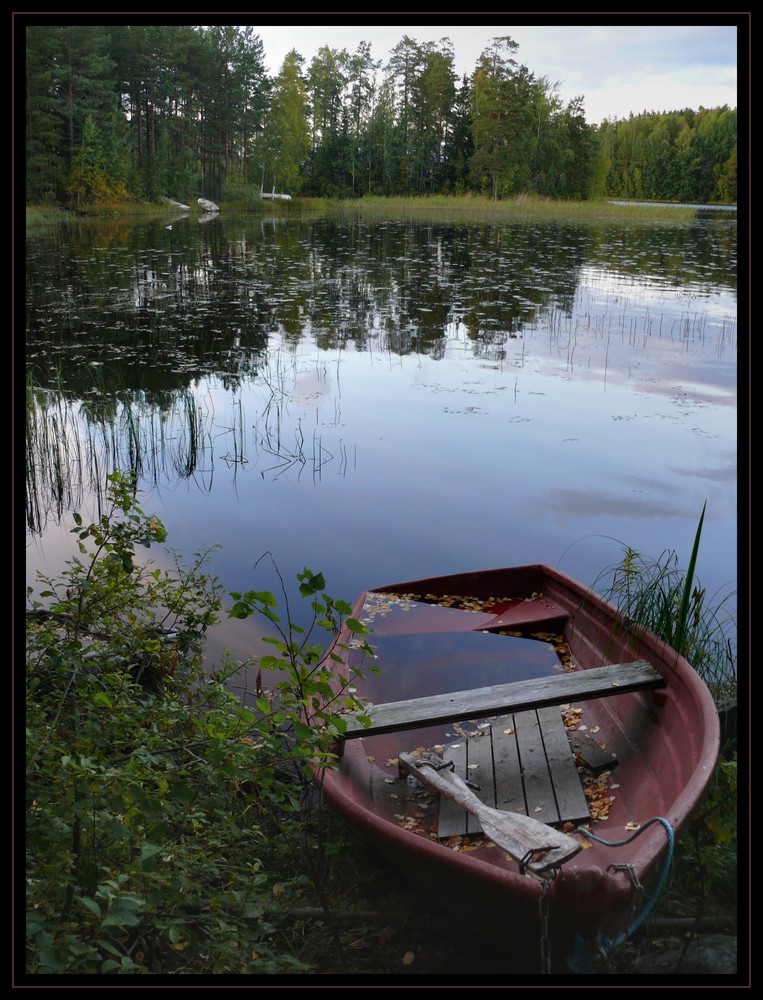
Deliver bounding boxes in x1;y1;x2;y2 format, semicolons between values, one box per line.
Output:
343;591;575;768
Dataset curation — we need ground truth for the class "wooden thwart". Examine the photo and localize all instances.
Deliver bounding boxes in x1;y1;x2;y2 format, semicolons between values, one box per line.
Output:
341;660;664;739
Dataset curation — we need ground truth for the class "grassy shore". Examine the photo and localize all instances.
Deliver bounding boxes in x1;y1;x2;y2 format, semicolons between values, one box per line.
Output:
25;192;715;229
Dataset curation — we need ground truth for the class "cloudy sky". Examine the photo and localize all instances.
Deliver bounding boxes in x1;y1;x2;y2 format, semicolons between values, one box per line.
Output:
252;20;741;125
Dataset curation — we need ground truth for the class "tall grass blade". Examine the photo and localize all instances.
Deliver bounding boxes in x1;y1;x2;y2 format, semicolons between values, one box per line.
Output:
674;500;706;656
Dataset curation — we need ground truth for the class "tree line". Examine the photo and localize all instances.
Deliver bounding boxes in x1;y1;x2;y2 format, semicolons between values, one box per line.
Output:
24;25;737;206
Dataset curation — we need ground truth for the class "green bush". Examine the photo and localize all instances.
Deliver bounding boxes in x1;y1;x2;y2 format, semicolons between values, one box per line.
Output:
25;472;375;975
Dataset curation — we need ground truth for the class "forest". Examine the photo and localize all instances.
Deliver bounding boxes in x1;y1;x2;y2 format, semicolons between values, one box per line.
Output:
24;24;737;207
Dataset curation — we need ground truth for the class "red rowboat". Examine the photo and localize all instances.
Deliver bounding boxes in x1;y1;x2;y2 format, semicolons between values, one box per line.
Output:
321;564;720;973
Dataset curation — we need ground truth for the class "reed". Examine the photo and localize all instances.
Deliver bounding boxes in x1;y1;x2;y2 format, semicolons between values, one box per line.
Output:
324;193;700;224
595;502;737;704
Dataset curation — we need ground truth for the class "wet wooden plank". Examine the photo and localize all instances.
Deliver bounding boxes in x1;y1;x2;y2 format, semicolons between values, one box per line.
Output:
537;706;590;823
516;709;559;823
569;731;619;772
492;717;527;816
438;739;469;837
341;660;662;738
435;708;590;838
465;733;494;835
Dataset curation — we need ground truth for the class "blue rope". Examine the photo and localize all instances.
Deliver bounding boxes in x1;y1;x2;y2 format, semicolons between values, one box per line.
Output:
567;816;674;972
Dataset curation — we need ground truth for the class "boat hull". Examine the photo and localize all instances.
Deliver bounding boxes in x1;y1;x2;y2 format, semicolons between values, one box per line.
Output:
320;565;720;972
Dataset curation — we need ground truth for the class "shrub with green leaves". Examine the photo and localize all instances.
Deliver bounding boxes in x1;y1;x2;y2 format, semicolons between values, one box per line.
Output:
227;559;376;771
25;472;375;975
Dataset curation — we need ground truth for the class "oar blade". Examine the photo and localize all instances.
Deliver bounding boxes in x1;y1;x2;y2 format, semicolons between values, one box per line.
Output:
477;809;581;875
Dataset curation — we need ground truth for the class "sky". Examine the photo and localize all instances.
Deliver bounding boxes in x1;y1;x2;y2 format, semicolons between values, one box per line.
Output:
252;20;742;126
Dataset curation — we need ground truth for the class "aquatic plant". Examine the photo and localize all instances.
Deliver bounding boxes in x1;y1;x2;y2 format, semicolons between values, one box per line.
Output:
596;502;736;705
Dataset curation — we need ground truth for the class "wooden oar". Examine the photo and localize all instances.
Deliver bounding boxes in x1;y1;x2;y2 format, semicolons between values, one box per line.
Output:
398;750;581;877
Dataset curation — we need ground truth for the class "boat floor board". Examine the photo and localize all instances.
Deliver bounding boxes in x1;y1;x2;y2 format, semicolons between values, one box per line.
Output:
342;660;663;739
436;708;591;838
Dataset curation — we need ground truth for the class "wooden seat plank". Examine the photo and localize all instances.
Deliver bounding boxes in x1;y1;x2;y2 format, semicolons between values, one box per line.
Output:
341;660;663;739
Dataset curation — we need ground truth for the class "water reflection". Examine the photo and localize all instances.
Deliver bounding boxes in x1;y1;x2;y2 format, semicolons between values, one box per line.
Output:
25;211;737;652
26;215;736;400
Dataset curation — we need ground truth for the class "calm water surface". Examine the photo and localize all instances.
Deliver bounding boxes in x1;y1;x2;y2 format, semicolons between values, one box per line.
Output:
24;210;738;683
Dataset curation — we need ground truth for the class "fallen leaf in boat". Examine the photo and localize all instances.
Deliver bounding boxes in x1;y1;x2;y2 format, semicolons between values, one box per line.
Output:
467;763;479;770
534;806;543;812
503;728;515;735
577;838;593;849
367;756;375;761
402;951;416;965
461;843;480;851
625;821;641;831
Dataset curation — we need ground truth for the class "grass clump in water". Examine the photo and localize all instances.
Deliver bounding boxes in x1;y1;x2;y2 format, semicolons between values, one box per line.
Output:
597;501;737;709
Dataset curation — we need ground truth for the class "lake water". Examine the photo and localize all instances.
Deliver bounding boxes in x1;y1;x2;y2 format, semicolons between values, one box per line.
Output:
24;208;738;681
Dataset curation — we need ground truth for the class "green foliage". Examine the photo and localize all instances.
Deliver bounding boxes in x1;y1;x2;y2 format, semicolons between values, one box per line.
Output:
67;115;127;205
257;51;312;197
25;471;377;975
227;558;376;770
597;502;737;701
24;25;735;208
598;106;737;204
